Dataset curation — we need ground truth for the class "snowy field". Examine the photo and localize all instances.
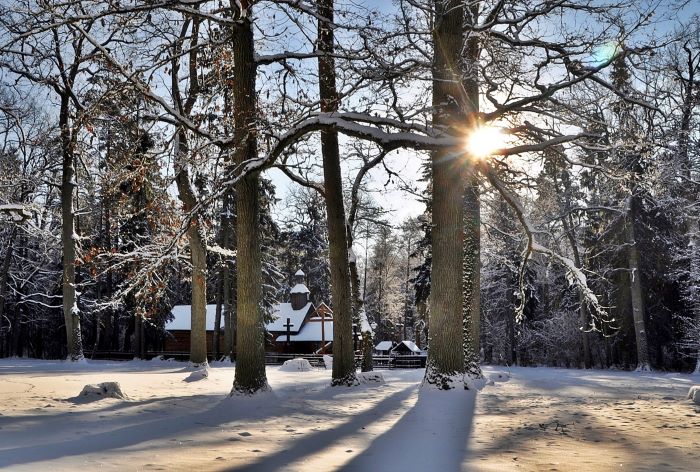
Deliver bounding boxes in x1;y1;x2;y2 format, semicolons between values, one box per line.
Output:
0;359;698;471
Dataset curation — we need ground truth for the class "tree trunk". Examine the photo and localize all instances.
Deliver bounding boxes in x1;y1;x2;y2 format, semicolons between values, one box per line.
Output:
60;94;83;361
224;256;236;361
133;312;143;359
461;0;482;385
318;0;356;386
0;228;16;358
463;168;482;379
626;203;651;371
214;273;223;360
424;0;466;389
561;213;592;369
361;330;373;372
174;130;208;366
231;9;269;394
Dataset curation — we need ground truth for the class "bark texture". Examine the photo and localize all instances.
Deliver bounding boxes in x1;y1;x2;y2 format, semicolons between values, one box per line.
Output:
174;131;208;366
626;203;651;371
60;94;83;361
424;0;467;389
231;7;269;394
318;0;357;386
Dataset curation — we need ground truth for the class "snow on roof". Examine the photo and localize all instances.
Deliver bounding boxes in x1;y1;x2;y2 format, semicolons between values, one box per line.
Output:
276;320;333;342
266;302;313;333
166;305;223;331
290;283;310;294
392;340;421;353
295;269;305;276
375;341;394;351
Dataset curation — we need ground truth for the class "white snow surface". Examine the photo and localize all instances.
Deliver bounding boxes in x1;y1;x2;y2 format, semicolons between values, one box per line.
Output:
1;360;699;471
265;302;312;333
279;358;314;372
166;305;223;331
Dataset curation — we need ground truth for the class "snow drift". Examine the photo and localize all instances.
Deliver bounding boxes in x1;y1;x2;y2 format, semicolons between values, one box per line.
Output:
279;358;313;372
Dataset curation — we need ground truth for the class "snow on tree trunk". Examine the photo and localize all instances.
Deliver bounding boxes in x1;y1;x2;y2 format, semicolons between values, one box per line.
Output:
463;167;483;383
231;11;269;395
627;212;651;372
60;94;84;362
318;0;357;387
423;0;467;390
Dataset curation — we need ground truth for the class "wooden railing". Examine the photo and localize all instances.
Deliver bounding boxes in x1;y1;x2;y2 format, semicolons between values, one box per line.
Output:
89;350;427;368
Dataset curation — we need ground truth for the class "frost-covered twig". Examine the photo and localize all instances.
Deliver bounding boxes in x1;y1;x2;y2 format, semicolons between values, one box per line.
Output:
482;162;605;322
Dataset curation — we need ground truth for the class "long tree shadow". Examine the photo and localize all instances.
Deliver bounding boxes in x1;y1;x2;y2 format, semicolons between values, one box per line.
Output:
0;378;412;468
340;388;477;471
227;385;416;471
0;392;282;468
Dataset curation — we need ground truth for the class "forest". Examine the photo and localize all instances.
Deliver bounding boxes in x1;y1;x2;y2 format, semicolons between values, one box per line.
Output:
1;0;700;396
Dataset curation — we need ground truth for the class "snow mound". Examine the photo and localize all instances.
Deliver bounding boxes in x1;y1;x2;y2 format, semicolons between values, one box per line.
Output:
688;385;700;404
78;382;127;400
323;355;333;370
150;355;176;363
183;365;209;382
280;358;313;372
488;371;511;382
357;372;385;384
464;375;488;391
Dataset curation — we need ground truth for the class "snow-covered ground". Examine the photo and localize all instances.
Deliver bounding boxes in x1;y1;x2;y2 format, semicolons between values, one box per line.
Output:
0;359;698;471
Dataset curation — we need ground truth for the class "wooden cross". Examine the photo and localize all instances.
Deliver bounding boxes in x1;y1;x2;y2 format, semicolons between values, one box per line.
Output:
283;317;294;345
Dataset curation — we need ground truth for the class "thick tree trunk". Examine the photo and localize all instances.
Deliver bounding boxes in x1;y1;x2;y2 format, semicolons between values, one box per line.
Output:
424;0;466;389
626;204;651;371
231;10;269;394
60;95;83;361
318;0;356;386
461;1;482;385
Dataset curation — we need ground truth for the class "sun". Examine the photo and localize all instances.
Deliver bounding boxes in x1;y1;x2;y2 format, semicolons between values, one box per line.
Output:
465;125;507;159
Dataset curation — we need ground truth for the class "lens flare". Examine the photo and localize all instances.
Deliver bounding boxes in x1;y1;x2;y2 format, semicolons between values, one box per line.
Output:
465;125;506;159
592;41;620;66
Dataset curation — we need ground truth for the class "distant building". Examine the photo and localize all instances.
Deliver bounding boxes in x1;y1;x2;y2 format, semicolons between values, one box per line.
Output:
391;340;422;356
374;341;395;356
163;305;225;353
162;269;372;357
266;270;334;354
